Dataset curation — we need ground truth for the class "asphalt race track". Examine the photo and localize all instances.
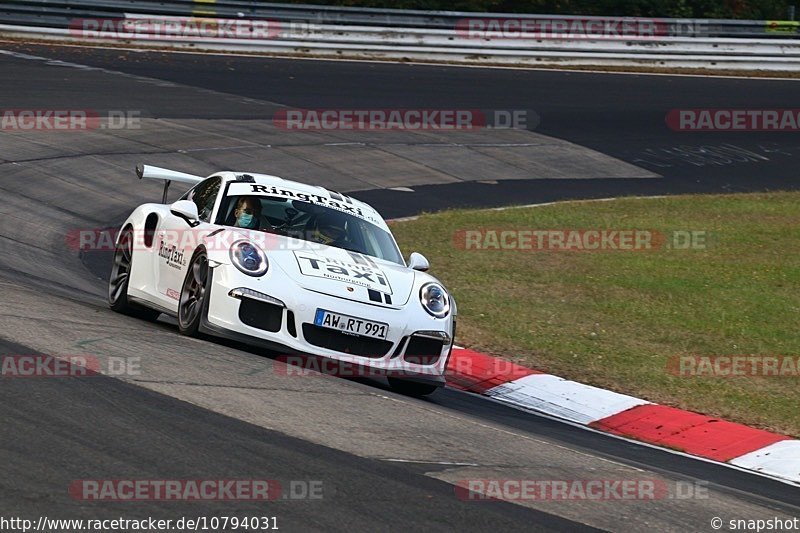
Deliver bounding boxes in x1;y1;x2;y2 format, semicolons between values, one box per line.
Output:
4;44;800;216
0;42;798;532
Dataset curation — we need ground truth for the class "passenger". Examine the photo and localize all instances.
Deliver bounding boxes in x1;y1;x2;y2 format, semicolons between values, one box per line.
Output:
233;197;262;230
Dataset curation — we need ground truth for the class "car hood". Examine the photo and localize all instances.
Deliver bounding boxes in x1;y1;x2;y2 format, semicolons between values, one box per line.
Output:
225;229;415;308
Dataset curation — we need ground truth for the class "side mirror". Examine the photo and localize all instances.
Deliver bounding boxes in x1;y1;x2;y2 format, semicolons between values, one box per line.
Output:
170;200;199;226
408;252;430;272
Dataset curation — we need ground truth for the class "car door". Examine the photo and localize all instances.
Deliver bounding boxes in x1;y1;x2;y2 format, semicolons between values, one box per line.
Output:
154;176;223;312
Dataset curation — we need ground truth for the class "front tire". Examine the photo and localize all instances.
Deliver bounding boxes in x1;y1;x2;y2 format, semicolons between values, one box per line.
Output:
108;227;160;321
178;249;209;336
387;378;440;397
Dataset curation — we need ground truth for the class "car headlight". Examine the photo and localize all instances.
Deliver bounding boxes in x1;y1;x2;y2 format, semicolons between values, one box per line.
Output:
420;283;450;318
230;240;268;277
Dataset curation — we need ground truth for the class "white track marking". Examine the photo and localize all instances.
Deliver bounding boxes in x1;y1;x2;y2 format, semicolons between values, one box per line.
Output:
486;374;650;425
730;441;800;484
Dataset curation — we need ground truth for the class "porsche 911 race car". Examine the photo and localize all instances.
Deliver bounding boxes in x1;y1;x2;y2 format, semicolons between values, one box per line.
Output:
108;165;456;395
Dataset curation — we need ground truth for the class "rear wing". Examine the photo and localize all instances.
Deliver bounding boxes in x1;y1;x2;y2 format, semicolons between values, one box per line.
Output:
136;164;204;203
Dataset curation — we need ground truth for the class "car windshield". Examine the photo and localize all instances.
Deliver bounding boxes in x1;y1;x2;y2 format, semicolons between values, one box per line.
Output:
221;194;404;265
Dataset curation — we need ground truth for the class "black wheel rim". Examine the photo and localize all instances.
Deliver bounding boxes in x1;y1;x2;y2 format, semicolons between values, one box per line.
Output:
179;253;208;328
109;230;132;303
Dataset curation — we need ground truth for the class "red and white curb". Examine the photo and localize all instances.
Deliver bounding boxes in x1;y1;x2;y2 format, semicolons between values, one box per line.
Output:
446;347;800;485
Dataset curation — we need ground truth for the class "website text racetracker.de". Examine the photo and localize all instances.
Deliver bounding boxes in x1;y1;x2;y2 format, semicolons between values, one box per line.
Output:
0;355;141;378
668;355;800;377
667;109;800;132
67;227;375;253
0;516;279;532
456;18;672;39
453;229;710;252
274;355;447;378
67;479;323;503
69;17;284;40
0;110;141;131
454;479;710;501
273;109;534;131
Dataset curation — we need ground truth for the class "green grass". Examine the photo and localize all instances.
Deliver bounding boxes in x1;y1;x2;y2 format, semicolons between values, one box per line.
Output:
391;192;800;436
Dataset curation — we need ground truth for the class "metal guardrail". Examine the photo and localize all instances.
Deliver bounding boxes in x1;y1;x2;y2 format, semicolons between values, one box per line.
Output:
1;0;799;37
0;1;799;70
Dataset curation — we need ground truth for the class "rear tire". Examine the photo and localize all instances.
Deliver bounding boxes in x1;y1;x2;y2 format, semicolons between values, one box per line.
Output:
108;227;160;321
387;378;440;397
178;249;209;336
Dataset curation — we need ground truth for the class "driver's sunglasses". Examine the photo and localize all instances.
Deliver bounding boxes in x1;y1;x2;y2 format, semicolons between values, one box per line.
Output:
239;207;255;214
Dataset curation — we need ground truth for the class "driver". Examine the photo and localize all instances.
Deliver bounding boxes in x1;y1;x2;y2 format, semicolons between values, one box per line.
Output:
233;197;262;230
310;212;348;247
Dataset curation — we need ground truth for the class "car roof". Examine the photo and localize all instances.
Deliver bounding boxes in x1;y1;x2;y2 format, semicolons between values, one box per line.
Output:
216;171;388;230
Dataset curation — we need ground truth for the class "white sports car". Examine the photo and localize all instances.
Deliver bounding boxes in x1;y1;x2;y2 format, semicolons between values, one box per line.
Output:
109;165;456;395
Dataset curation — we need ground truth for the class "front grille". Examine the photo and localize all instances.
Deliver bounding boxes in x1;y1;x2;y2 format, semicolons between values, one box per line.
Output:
302;324;392;358
391;336;408;359
403;335;444;365
238;299;283;332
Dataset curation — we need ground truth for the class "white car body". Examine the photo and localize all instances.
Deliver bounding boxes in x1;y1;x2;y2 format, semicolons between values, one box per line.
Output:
110;166;456;391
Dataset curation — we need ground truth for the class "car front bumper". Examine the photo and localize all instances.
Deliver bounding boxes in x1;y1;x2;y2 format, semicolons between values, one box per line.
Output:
201;264;453;385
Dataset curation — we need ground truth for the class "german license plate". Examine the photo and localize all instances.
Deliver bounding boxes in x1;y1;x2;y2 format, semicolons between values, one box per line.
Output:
314;309;388;340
